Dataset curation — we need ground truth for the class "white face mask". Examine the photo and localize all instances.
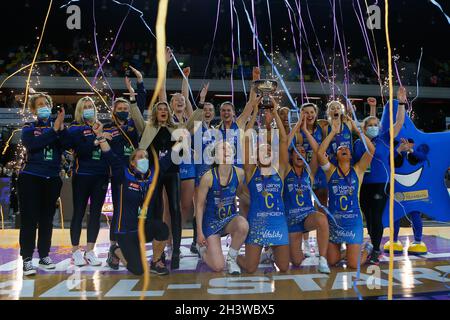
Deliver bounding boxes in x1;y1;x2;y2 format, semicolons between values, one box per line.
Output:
366;126;380;138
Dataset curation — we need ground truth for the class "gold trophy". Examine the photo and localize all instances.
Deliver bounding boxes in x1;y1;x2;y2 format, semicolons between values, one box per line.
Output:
253;79;278;109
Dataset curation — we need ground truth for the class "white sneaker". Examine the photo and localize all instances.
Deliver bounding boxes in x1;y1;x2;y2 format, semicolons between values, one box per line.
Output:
303;240;312;258
260;247;274;263
23;259;37;276
72;249;86;267
318;256;330;274
85;250;101;266
39;256;56;270
226;255;241;275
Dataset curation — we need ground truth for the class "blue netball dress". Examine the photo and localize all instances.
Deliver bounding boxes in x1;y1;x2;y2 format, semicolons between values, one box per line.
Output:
173;114;196;180
283;168;316;233
193;123;217;187
326;122;353;166
202;166;240;238
327;167;363;244
246;167;289;246
218;121;243;168
294;127;327;190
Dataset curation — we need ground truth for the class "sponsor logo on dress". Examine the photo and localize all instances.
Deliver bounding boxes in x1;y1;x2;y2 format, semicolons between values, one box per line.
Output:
262;230;283;241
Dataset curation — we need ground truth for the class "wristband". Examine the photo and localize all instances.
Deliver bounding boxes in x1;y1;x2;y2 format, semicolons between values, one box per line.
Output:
198;102;204;109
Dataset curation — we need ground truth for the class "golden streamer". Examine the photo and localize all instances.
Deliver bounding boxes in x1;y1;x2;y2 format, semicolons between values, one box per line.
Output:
23;0;53;111
385;0;395;301
1;129;21;156
138;146;160;300
1;59;136;152
147;0;169;110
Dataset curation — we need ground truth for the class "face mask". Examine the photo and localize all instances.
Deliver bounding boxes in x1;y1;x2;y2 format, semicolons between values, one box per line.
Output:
83;108;95;120
115;111;129;121
37;106;51;120
136;158;149;174
366;126;380;138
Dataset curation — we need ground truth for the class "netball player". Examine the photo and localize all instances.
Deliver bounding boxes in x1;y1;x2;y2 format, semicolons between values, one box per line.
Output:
237;97;290;273
318;117;375;268
195;140;248;274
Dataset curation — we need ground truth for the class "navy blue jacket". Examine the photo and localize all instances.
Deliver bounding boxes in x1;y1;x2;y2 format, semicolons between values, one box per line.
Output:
20;119;72;178
68;122;109;176
104;119;139;166
103;149;171;234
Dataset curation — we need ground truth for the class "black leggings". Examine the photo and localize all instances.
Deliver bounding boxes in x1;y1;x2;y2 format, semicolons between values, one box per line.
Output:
360;183;389;251
154;172;181;255
70;174;109;246
117;220;169;275
18;173;62;259
110;178;120;242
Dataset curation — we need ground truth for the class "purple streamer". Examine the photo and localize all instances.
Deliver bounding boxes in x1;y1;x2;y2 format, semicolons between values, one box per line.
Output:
231;0;248;100
251;0;260;68
229;0;235;104
266;0;274;76
200;0;222;82
91;0;132;101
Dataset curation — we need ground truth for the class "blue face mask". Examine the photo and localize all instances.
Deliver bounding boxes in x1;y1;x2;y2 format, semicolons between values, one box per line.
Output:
136;158;149;174
83;108;95;120
366;126;380;139
115;111;129;121
37;106;51;120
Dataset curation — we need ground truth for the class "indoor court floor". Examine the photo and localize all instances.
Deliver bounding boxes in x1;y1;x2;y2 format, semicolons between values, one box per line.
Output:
1;227;450;300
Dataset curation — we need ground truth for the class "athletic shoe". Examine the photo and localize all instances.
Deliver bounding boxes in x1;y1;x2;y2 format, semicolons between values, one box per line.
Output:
259;247;274;263
72;249;86;267
318;256;330;274
38;256;56;270
407;241;428;255
226;255;241;275
303;240;312;258
170;251;180;270
85;250;102;266
190;242;199;254
106;245;120;270
383;240;403;254
363;242;374;260
368;250;381;265
150;260;170;276
23;258;37;276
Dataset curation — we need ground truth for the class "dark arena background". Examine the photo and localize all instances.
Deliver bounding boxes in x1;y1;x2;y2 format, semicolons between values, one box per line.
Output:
0;0;449;307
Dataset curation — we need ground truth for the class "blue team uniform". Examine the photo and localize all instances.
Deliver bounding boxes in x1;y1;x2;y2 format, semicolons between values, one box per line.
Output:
217;121;243;168
193;123;217;187
202;166;241;238
293;127;327;190
353;132;390;184
283;168;316;233
327;167;363;244
326;123;353;166
246;168;289;246
173;114;196;180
